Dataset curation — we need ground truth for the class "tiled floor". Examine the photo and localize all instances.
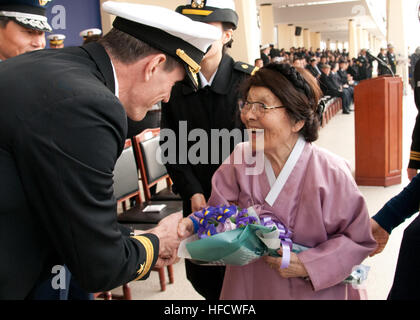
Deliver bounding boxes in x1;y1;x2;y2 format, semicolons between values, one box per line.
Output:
113;90;418;300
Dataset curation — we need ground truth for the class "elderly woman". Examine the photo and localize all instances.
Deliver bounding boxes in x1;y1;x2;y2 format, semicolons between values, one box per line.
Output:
179;63;376;300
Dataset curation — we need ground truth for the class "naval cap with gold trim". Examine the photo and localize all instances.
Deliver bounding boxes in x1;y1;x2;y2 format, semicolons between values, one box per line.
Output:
176;0;238;29
102;1;221;90
79;28;102;38
0;0;52;32
47;33;65;45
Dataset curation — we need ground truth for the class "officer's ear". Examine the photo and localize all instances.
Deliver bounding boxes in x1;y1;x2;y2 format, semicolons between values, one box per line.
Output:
143;53;167;82
222;28;233;46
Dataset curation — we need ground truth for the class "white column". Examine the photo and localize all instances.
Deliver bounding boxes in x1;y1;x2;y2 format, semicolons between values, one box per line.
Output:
277;24;289;50
303;28;311;49
259;4;275;46
387;0;409;94
348;19;357;59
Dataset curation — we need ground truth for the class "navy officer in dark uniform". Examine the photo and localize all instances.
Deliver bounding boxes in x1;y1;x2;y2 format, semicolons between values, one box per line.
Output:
161;0;258;300
0;1;221;299
408;59;420;181
0;0;51;61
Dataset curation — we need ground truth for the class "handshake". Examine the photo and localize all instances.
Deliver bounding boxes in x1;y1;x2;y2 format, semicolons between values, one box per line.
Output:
135;212;195;268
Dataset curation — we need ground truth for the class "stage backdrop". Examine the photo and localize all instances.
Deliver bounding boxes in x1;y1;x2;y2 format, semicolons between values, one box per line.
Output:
46;0;102;48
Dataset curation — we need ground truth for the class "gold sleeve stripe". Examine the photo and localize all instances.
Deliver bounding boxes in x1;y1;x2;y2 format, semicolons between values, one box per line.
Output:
132;236;154;281
410;155;420;161
411;151;420;156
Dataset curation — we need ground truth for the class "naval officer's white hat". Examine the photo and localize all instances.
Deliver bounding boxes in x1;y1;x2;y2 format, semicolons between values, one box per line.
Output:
102;1;222;90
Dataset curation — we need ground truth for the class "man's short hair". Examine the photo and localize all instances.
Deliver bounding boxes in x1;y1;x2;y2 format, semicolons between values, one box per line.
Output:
98;28;179;71
0;16;11;29
320;64;331;70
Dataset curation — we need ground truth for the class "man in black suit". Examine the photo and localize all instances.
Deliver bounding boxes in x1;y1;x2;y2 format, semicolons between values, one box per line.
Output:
377;48;392;76
319;64;351;114
0;2;220;299
306;57;321;79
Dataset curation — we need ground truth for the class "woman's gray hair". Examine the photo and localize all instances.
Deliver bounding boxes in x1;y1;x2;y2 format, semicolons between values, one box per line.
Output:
98;28;179;71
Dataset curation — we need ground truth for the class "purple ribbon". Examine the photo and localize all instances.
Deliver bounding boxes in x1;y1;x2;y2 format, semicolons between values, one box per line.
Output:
261;216;293;269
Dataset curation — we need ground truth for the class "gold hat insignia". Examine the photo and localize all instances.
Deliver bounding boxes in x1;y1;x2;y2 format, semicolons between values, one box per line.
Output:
191;0;205;9
39;0;51;6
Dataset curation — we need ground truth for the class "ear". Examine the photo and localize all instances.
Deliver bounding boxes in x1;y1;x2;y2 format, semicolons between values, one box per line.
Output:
292;119;305;133
144;53;167;82
222;28;233;46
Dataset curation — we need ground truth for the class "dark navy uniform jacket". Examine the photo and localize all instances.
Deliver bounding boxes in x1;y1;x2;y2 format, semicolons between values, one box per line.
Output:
410;59;420;170
0;43;158;299
160;54;256;216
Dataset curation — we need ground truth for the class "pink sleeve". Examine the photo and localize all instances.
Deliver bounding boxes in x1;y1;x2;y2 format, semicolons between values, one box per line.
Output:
298;165;377;291
207;162;241;207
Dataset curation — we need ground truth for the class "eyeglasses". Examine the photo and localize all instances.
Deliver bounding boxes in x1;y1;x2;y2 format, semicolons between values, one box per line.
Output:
238;100;286;117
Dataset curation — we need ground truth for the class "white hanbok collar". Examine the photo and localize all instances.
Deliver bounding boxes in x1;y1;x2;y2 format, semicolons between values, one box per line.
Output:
264;135;306;206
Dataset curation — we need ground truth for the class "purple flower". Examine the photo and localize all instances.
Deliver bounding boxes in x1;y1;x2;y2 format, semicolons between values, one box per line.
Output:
198;224;217;239
236;215;257;228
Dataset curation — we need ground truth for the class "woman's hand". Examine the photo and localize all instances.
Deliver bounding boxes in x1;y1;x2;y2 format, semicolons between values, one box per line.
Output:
263;248;309;279
190;193;206;213
369;218;390;257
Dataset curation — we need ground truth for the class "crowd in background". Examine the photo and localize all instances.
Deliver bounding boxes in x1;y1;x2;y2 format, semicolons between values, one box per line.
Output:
256;44;403;114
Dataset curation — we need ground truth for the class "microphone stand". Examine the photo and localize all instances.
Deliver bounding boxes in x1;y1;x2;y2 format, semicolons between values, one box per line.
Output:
366;50;395;77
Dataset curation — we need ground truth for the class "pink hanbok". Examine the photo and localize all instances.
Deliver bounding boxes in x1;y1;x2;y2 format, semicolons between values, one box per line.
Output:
207;137;377;300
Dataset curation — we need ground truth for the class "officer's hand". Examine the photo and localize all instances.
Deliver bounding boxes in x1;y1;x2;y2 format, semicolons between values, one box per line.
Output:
190;193;206;213
407;168;418;181
178;217;195;239
369;218;390;257
149;211;183;259
155;249;181;268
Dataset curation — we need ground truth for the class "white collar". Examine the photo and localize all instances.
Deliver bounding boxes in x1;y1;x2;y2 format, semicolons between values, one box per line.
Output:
110;60;119;98
198;69;218;88
264;135;306;206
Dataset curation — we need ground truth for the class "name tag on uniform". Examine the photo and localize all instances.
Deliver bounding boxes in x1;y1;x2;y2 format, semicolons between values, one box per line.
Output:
417;81;420;88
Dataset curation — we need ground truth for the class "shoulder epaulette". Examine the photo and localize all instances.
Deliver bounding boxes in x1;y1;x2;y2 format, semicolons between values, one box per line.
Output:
234;61;259;76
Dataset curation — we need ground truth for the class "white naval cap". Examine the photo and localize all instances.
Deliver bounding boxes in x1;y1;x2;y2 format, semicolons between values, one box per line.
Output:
47;33;65;45
79;28;102;38
102;1;222;90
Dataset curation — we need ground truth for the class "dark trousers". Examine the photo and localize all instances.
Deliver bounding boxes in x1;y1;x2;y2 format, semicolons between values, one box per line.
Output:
29;265;93;300
183;200;225;300
388;215;420;300
185;260;225;300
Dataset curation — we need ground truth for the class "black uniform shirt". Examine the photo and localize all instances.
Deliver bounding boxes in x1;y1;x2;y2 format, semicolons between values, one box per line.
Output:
160;54;256;214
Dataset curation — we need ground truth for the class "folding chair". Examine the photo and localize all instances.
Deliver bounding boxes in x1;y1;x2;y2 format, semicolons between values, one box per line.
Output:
114;139;176;292
132;128;181;202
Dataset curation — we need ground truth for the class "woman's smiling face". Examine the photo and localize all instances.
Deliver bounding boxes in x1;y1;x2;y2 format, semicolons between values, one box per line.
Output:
240;86;303;153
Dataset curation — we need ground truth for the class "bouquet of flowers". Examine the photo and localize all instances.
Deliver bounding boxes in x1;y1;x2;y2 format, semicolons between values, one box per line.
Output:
178;204;300;267
178;204;370;285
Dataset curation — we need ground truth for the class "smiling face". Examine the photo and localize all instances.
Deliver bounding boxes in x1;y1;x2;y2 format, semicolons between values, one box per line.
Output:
240;86;303;154
0;20;45;60
117;53;186;121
